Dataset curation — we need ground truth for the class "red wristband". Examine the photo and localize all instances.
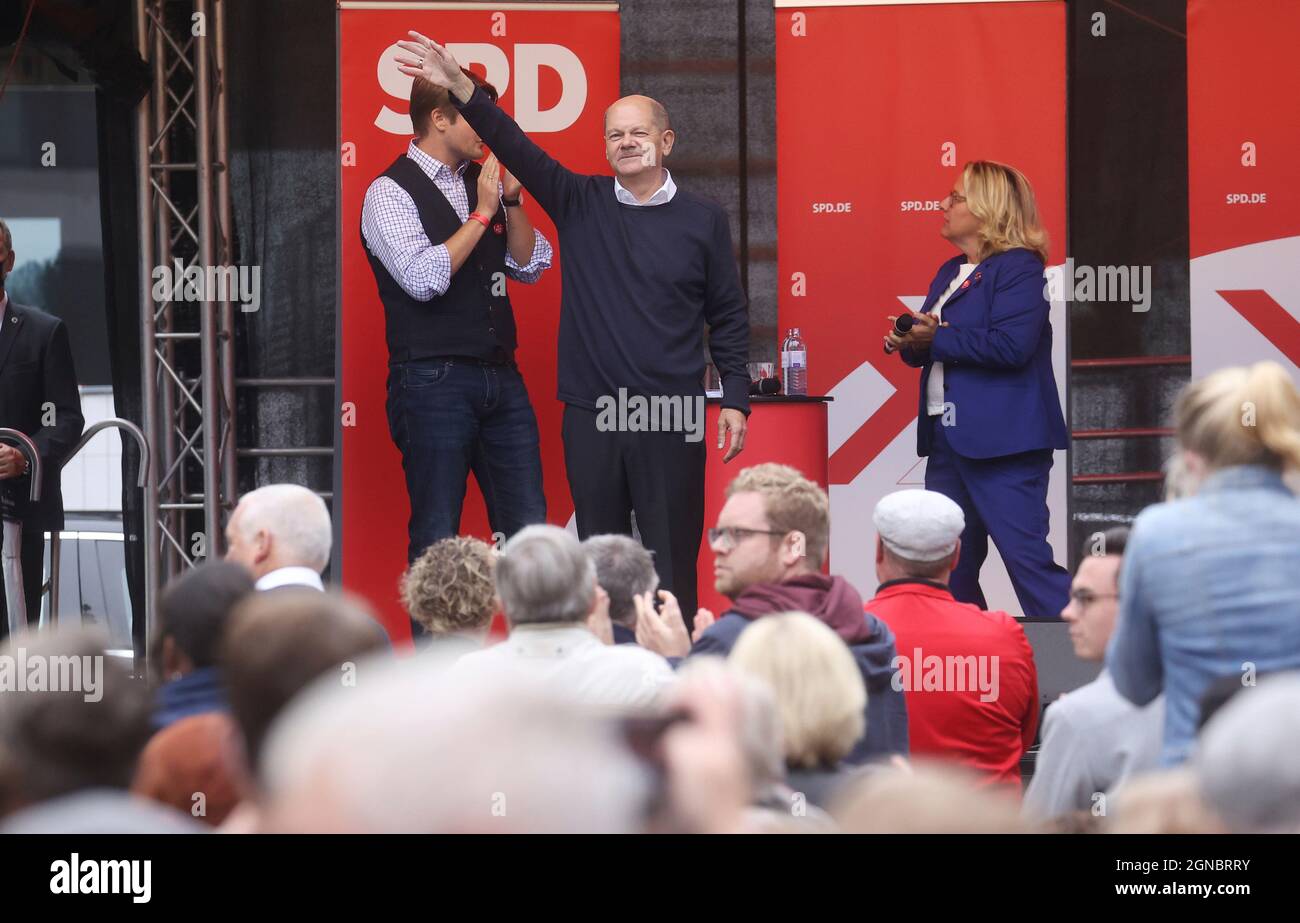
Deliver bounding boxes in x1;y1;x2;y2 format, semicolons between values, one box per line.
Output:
468;212;490;228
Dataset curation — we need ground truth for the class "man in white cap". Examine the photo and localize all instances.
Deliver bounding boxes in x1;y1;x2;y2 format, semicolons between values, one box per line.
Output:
866;489;1039;788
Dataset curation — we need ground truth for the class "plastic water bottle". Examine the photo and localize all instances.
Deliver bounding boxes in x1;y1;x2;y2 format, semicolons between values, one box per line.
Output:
781;327;807;396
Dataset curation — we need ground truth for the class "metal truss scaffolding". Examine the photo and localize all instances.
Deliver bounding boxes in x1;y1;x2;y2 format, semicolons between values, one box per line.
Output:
134;0;235;655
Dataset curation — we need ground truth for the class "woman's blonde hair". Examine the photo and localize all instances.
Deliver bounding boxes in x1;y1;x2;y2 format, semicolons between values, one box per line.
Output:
1174;361;1300;475
962;160;1050;264
728;612;866;769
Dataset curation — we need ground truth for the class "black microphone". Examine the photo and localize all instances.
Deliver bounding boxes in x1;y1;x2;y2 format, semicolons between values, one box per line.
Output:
884;314;914;355
749;378;782;396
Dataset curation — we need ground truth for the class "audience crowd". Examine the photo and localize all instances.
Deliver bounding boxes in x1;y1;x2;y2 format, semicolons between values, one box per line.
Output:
1;361;1298;834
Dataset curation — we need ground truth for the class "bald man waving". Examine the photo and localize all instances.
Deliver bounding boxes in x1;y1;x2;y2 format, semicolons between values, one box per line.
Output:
397;33;751;623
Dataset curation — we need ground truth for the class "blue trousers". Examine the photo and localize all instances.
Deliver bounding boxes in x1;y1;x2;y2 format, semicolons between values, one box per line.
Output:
386;357;546;638
923;415;1070;618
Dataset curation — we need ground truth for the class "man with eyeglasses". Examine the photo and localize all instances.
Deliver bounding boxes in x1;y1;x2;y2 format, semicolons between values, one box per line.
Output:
1023;526;1164;819
635;463;909;763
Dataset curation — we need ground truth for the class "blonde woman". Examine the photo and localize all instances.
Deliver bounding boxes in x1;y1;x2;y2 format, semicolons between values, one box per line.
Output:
729;612;870;808
885;161;1070;618
1106;361;1300;767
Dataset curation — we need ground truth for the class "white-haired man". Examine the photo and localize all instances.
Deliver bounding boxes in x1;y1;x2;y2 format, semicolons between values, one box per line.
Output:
453;524;673;710
224;484;332;591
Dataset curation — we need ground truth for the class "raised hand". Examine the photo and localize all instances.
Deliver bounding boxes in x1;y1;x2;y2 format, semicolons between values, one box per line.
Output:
634;589;692;658
477;154;502;212
395;31;474;101
690;607;716;644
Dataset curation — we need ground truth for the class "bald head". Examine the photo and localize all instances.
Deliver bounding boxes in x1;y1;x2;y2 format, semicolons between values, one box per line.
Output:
604;95;675;189
604;95;670;133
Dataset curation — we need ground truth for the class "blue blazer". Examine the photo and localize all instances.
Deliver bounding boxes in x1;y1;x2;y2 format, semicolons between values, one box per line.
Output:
901;247;1068;459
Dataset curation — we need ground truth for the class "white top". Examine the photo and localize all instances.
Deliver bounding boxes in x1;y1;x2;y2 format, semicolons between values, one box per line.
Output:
255;566;325;592
926;262;977;416
452;623;675;711
614;169;677;207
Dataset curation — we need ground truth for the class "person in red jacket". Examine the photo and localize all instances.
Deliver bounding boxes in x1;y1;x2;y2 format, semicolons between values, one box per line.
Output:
866;489;1039;787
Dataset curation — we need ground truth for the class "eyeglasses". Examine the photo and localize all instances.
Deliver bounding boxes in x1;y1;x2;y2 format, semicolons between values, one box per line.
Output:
707;526;786;551
945;191;967;206
1069;589;1118;608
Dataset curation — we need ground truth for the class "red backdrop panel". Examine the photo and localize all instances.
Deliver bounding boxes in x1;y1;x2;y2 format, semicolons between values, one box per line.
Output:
1188;0;1300;380
773;0;1067;616
776;0;1066;480
1188;0;1300;261
697;401;830;618
339;4;620;642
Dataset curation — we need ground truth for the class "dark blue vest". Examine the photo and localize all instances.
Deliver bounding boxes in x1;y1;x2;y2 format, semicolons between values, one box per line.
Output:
362;155;517;363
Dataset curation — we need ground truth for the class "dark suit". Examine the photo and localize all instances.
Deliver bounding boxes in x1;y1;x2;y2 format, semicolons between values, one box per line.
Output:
0;297;84;633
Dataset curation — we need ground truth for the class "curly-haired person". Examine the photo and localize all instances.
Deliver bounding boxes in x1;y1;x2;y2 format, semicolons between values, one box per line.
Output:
400;536;499;646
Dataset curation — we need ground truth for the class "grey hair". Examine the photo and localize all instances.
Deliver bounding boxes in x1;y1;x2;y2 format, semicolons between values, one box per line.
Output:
0;218;11;254
582;534;658;627
233;484;332;572
1197;672;1300;833
496;524;596;626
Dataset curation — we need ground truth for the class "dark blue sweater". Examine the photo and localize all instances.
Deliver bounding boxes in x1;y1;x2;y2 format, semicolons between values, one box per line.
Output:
453;86;751;414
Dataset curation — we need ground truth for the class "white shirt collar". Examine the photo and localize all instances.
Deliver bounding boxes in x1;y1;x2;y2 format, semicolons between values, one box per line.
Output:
614;169;676;207
406;140;467;183
256;566;324;592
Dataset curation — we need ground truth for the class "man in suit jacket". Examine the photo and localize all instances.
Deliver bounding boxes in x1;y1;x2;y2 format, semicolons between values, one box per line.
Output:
0;219;85;634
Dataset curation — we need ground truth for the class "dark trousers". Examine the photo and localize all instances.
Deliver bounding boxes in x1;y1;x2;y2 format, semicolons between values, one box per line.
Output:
0;519;45;637
386;358;546;635
562;403;705;625
924;415;1071;618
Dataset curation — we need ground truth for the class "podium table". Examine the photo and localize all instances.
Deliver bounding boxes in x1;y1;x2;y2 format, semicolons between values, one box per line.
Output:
698;396;831;619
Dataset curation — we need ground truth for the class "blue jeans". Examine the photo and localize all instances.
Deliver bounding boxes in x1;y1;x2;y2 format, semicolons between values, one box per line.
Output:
385;357;546;567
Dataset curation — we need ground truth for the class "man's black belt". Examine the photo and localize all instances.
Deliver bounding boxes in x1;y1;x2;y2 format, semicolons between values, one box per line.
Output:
402;354;515;367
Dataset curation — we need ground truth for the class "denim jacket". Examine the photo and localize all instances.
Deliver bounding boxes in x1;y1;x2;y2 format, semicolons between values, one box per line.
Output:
1106;465;1300;765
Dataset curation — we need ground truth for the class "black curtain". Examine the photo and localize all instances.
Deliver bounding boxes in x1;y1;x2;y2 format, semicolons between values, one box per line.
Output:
1066;0;1189;560
225;0;337;508
92;0;149;666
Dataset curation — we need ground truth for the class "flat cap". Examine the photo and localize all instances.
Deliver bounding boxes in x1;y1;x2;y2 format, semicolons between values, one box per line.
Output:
873;489;965;562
